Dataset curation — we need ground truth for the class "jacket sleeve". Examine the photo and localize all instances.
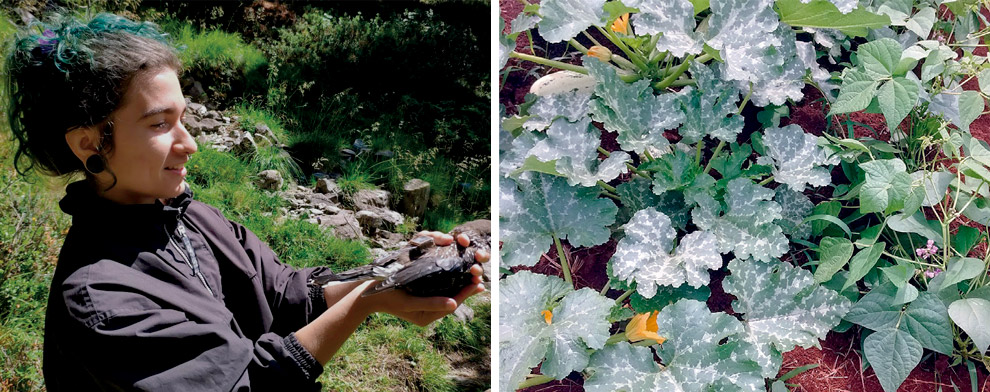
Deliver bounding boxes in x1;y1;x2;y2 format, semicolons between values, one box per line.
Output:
63;265;324;391
217;208;333;335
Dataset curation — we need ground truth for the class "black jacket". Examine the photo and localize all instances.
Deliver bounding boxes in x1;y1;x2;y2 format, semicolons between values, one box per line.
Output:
44;180;333;391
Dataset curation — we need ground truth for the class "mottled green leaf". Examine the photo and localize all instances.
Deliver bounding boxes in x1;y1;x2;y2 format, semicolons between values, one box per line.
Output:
757;124;838;192
612;208;722;298
586;57;684;153
500;173;618;267
725;259;852;377
585;300;763;392
522;90;592;131
693;178;788;261
530;117;630;186
537;0;607;42
627;0;703;57
678;62;743;144
775;185;814;240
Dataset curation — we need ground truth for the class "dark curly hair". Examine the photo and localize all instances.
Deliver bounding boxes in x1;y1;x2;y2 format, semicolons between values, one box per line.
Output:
3;12;181;188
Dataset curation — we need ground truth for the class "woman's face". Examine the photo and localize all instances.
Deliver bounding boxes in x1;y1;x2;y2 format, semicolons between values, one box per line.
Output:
99;68;197;205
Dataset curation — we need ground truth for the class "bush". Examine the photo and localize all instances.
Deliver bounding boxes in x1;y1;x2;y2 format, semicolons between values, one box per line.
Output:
162;21;268;106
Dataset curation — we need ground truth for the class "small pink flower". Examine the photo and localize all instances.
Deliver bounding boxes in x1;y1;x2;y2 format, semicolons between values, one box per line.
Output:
924;268;942;278
915;239;938;259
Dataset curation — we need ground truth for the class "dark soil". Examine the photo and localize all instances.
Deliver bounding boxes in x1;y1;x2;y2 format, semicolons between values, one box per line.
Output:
500;0;990;390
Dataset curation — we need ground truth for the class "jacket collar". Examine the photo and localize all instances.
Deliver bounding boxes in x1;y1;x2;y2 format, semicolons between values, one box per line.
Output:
59;180;194;227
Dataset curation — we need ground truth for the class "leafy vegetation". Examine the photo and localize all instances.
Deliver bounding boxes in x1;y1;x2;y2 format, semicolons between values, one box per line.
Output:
500;0;990;391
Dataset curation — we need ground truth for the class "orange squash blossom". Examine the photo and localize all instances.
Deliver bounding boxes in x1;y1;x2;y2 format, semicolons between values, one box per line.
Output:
542;310;553;325
611;13;630;35
625;310;666;345
587;45;612;62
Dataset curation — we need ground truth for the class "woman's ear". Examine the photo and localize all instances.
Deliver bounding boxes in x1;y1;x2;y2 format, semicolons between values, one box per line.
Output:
64;126;104;165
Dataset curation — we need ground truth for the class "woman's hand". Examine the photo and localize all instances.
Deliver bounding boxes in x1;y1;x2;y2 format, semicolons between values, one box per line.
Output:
361;264;485;327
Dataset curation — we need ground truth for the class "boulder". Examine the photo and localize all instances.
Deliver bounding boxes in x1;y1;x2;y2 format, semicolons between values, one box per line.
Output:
233;132;258;155
400;179;430;219
315;178;341;201
356;210;383;235
452;303;475;323
320;212;363;240
254;170;283;190
352;189;390;210
205;110;223;120
183;116;223;136
254;123;279;143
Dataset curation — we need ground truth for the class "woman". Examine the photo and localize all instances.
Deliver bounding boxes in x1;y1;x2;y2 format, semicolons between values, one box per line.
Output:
4;12;486;391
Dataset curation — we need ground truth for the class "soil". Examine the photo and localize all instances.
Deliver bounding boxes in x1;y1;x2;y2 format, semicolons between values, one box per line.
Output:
500;1;990;391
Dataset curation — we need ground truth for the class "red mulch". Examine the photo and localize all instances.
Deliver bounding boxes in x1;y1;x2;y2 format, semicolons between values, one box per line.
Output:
501;0;990;390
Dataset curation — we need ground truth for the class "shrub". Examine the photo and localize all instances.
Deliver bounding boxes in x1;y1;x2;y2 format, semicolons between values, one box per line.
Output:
162;21;268;106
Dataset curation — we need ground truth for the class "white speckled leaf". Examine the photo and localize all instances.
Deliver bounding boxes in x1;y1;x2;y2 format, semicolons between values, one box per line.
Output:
531;117;630;186
757;124;838;192
775;185;814;240
612;208;723;298
523;91;593;131
627;0;703;57
678;62;743;144
585;300;763;392
586;57;684;154
537;0;607;43
499;271;613;391
500;173;618;267
721;25;807;106
725;258;852;377
499;129;544;178
510;13;541;34
692;178;789;261
706;0;779;52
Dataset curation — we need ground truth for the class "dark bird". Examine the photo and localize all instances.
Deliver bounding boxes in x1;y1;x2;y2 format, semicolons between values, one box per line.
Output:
308;220;491;298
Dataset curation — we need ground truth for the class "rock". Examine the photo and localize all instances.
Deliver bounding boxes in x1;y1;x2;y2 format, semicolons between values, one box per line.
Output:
320;212;363;240
254;123;278;143
233;132;258;155
352;189;390;210
369;248;388;261
378;209;404;227
205;110;223;120
188;102;208;116
401;179;430;219
452;303;474;322
255;170;283;190
183;116;224;136
356;210;383;235
254;133;273;148
315;178;341;201
190;81;207;99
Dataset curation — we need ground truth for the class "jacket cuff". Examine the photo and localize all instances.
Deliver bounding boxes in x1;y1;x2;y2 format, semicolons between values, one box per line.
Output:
283;333;323;383
308;283;329;318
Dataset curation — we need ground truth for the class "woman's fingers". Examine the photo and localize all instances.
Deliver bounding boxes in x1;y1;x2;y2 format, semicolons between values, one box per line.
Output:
474;249;490;262
416;231;454;246
457;233;470;247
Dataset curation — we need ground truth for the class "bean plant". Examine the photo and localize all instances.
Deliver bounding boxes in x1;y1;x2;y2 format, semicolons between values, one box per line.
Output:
498;0;990;391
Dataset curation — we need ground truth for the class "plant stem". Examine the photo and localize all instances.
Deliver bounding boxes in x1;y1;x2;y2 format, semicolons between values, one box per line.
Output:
644;149;656;162
655;55;695;90
600;279;612;295
601;191;621;201
518;375;555;389
695;139;705;166
758;176;774;186
598;180;618;194
510;51;587;74
611;54;639;71
703;140;727;175
596;26;650;72
568;38;589;54
615;288;635;304
605;332;628;345
598;147;611;157
553;234;573;286
695;53;713;64
737;83;753;115
582;30;604;48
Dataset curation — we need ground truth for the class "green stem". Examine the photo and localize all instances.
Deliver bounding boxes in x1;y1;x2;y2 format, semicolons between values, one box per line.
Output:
582;31;604;48
615;288;635;304
605;332;628;345
695;53;713;64
510;51;587;74
598;180;618;194
655;55;695;90
568;38;588;54
737;83;753;115
517;375;555;389
553;234;573;286
601;191;621;201
597;26;650;72
643;149;656;163
611;55;638;71
600;279;612;295
758;176;774;186
598;147;611;157
628;163;651;179
695;139;705;167
703;140;726;175
669;79;696;87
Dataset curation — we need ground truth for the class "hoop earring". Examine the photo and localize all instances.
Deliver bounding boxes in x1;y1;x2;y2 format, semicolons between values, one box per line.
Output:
85;154;106;174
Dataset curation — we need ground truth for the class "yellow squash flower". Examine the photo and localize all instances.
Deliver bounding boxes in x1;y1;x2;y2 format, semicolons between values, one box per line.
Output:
587;45;612;62
625;310;666;345
541;310;553;325
611;13;630;35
